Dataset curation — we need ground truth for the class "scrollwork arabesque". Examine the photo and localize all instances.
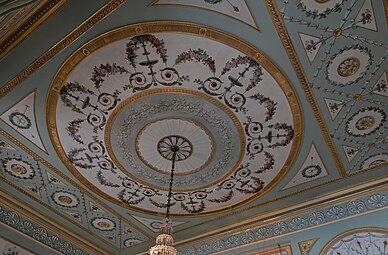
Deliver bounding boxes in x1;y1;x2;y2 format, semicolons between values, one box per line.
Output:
59;35;294;213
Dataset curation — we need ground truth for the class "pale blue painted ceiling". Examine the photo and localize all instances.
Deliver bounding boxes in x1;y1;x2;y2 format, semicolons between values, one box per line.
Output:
0;0;387;254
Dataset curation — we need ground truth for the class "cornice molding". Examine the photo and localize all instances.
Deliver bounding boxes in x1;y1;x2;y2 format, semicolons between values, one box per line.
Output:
0;195;100;255
177;186;388;254
0;0;127;98
0;0;68;60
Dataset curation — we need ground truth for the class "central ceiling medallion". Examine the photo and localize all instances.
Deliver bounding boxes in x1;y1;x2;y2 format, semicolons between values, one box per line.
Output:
47;22;302;215
158;135;193;161
135;118;213;175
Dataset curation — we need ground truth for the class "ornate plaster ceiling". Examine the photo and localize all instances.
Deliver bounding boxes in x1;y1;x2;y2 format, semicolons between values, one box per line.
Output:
0;0;387;255
47;24;301;215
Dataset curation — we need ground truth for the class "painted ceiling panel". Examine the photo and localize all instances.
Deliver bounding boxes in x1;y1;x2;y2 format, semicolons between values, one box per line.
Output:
276;0;388;174
151;0;259;31
0;143;149;252
47;26;301;215
0;0;386;254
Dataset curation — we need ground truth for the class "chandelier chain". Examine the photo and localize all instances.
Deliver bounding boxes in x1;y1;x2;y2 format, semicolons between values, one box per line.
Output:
166;150;177;220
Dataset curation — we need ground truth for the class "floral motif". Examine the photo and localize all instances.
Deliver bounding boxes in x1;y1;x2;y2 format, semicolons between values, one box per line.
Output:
0;206;87;255
60;81;95;114
51;191;80;208
179;193;388;255
250;93;277;121
301;165;321;178
53;33;296;214
326;206;344;220
1;158;35;180
337;57;360;77
91;63;128;89
126;35;168;68
346;107;386;137
220;56;263;91
8;112;32;129
359;9;373;25
296;0;345;19
175;48;216;73
66;119;85;144
367;194;387;208
325;45;372;86
91;217;116;231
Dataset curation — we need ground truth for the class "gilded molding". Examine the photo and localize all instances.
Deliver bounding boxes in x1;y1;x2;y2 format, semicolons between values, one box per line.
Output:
262;0;347;177
0;236;37;255
0;0;68;60
0;0;127;98
0;195;99;255
251;245;292;255
0;178;129;251
177;187;388;255
0;128;151;241
46;21;303;216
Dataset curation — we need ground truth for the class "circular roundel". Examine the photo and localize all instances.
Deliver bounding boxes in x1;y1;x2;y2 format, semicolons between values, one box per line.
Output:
51;191;79;208
136;118;213;175
360;153;388;170
9;112;32;129
47;22;302;215
346;107;386;137
124;238;141;247
298;0;345;17
150;221;164;230
320;227;388;255
326;45;372;86
301;165;321;178
91;217;116;231
2;158;35;179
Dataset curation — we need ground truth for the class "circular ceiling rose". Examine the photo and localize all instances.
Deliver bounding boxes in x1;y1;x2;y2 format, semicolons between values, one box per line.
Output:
297;0;345;17
136;118;213;175
2;158;35;179
51;191;79;208
346;107;386;137
91;217;116;231
47;22;302;215
326;45;372;86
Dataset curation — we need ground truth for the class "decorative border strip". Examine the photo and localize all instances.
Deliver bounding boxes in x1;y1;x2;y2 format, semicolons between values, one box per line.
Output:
178;190;388;255
0;129;152;243
0;182;118;252
0;0;127;98
0;200;90;255
0;0;67;60
262;0;346;177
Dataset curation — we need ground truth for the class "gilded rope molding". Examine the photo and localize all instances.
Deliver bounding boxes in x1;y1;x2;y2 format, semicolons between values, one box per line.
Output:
262;0;347;177
0;0;68;60
0;0;127;98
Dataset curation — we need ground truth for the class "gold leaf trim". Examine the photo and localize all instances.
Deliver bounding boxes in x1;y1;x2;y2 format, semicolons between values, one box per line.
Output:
0;0;127;98
0;0;68;60
263;0;347;177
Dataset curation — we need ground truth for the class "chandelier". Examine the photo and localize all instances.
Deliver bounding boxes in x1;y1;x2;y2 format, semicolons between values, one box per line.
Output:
149;137;185;255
